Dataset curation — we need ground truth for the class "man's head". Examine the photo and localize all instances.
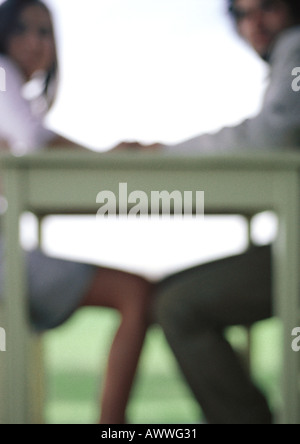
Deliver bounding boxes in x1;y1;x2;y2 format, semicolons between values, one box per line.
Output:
228;0;300;59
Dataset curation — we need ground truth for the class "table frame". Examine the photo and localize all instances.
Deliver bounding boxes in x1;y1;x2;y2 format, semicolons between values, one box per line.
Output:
1;150;300;424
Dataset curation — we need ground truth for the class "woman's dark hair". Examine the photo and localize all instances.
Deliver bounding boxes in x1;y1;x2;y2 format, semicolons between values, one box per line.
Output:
0;0;58;106
228;0;300;22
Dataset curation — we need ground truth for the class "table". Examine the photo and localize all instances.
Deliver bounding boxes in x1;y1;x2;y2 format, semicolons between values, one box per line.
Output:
1;150;300;424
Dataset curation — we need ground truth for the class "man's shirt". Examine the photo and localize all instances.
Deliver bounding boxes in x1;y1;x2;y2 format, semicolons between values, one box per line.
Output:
167;26;300;153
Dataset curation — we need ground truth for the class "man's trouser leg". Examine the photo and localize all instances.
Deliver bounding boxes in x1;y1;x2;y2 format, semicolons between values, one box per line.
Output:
155;245;273;424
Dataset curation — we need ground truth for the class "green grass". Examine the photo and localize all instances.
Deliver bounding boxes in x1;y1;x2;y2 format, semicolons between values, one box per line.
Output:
43;309;281;424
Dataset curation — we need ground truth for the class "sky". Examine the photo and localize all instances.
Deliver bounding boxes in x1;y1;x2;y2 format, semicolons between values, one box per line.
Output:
4;0;277;277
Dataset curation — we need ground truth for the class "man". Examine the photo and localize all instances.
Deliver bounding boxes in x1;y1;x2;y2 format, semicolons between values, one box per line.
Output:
153;0;300;424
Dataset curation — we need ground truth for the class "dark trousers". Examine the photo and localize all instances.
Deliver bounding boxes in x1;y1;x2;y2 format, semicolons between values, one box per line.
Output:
155;245;273;424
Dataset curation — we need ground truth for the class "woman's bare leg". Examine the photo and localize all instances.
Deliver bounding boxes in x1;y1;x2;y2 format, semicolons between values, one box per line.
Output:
80;267;153;424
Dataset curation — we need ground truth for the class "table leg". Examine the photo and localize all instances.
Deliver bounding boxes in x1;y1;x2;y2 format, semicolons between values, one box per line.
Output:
273;171;300;424
2;168;32;424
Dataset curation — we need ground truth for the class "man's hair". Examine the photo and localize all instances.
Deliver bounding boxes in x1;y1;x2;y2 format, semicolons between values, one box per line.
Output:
228;0;300;21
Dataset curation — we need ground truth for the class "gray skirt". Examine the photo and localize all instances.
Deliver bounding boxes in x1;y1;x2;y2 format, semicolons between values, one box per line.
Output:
0;244;98;332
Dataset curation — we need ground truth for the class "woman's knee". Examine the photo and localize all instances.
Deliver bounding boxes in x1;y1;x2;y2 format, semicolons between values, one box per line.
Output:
119;274;153;319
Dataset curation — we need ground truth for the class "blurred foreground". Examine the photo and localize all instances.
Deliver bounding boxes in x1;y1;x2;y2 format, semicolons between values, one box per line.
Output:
44;309;280;424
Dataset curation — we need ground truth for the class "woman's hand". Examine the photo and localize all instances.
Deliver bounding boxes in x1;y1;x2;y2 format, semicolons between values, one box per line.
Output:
0;139;11;151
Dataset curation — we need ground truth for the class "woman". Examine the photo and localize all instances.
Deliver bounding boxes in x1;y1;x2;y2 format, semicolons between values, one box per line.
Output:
0;0;153;424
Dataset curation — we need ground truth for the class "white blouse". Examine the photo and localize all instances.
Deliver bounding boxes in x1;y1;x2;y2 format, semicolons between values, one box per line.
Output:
0;54;56;156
